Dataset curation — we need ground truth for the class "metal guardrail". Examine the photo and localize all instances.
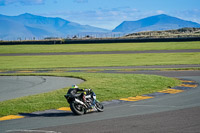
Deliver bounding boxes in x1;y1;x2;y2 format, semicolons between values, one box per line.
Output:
0;37;200;45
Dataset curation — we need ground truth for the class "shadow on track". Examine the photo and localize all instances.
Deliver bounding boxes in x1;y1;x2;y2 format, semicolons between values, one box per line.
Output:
18;109;102;118
19;111;73;117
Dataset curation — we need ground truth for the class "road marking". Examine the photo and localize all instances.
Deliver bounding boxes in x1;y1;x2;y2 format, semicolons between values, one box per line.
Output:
129;104;178;108
57;107;71;111
181;80;196;83
0;115;24;121
120;96;153;101
6;129;61;133
179;84;198;88
158;89;184;94
51;70;65;73
17;70;34;73
86;70;98;73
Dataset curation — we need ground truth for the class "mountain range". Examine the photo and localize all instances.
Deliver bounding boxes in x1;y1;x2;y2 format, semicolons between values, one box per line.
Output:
113;14;200;33
0;13;109;40
0;13;200;40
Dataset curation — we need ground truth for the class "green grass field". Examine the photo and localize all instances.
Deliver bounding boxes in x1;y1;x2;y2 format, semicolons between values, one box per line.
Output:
0;53;199;70
0;41;200;54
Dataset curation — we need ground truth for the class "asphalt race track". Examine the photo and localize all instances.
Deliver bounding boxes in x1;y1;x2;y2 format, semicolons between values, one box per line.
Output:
0;49;200;56
0;72;200;133
0;76;84;101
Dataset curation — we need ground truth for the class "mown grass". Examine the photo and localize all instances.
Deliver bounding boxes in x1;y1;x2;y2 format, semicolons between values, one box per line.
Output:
0;72;180;117
0;41;200;54
0;53;200;70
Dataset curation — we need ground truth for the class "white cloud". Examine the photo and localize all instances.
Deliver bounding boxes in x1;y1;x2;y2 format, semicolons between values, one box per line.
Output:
73;0;88;3
0;0;45;5
41;7;147;29
170;9;200;24
156;10;165;14
41;7;165;29
40;8;200;30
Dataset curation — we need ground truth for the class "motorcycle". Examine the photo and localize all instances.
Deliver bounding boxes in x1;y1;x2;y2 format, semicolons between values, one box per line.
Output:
64;88;104;115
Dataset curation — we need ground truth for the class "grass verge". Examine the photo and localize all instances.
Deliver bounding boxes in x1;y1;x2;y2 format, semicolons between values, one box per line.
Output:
0;41;200;54
0;72;180;117
0;53;200;70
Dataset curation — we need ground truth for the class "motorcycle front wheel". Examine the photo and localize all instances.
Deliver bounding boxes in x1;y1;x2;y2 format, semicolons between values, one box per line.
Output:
70;102;85;115
95;101;104;112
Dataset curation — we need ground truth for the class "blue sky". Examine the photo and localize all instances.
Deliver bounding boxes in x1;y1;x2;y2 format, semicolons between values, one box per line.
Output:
0;0;200;29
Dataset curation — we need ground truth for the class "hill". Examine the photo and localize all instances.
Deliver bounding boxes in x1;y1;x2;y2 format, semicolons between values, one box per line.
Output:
124;27;200;39
112;14;200;33
0;13;109;40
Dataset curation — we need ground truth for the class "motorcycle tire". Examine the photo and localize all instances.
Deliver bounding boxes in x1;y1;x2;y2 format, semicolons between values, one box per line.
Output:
95;101;104;112
70;102;85;115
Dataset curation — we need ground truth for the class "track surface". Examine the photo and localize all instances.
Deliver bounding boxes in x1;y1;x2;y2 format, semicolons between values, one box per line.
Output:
0;76;84;101
39;106;200;133
1;74;200;133
100;69;200;77
1;49;200;56
66;64;200;69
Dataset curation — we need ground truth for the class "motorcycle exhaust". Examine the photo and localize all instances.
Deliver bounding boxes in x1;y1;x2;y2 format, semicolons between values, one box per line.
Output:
75;98;87;108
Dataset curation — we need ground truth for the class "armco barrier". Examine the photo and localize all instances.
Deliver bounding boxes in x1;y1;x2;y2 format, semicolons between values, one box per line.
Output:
64;37;200;44
0;37;200;45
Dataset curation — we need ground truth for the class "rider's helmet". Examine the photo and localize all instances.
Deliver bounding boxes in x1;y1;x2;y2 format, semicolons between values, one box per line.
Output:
72;84;78;89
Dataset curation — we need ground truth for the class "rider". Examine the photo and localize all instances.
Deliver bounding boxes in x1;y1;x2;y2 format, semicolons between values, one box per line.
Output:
71;84;83;92
71;84;96;108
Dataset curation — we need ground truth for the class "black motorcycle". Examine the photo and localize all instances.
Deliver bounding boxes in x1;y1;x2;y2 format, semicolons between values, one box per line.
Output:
64;88;104;115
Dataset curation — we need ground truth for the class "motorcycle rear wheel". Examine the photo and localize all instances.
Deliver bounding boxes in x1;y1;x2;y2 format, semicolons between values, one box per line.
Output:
70;102;85;115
